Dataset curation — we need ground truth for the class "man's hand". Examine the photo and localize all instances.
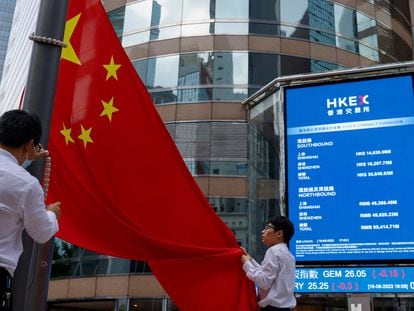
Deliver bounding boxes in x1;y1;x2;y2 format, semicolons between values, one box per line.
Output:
240;247;252;263
47;202;61;219
34;144;49;160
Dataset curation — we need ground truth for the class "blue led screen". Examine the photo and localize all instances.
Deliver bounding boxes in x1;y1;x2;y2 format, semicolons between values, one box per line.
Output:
295;267;414;293
285;74;414;263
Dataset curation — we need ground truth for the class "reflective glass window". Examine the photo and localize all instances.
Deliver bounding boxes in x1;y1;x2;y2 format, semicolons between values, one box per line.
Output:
281;55;310;75
386;29;412;62
150;90;178;105
0;2;15;78
357;11;376;34
182;0;214;22
174;123;211;158
213;88;248;101
335;35;357;53
107;7;125;38
390;2;411;31
181;23;214;37
129;299;163;310
51;259;71;278
334;4;357;52
359;43;379;61
215;0;248;19
249;0;279;22
51;239;74;278
280;26;309;39
129;261;152;273
146;55;179;89
280;0;308;26
132;59;148;85
185;160;247;176
213;53;248;85
121;31;150;47
215;22;249;35
308;0;334;32
175;122;247;160
310;30;335;46
308;0;335;45
123;1;152;34
249;53;279;86
249;22;279;36
310;60;343;72
177;88;213;102
374;0;390;11
178;53;214;86
151;0;183;27
357;12;378;61
96;258;130;274
167;300;180;311
211;122;247;158
165;123;176;139
185;160;210;175
150;25;181;41
377;24;394;62
209;197;248;213
210;161;247;175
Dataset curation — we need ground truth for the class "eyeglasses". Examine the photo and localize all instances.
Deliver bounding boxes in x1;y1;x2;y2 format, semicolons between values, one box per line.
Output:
264;224;276;231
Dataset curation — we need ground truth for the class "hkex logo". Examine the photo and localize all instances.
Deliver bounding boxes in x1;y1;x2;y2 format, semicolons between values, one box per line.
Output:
326;95;370;117
326;95;369;109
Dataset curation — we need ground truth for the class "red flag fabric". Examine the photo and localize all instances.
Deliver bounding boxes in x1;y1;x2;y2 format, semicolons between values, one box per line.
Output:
48;0;257;310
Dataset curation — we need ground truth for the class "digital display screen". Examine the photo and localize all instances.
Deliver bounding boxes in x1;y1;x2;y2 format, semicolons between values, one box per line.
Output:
285;74;414;263
295;266;414;293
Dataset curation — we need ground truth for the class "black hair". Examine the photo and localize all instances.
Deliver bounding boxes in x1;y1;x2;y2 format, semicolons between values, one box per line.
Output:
0;109;42;148
267;216;295;244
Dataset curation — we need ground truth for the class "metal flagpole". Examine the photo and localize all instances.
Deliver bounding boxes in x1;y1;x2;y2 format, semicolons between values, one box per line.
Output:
13;0;68;310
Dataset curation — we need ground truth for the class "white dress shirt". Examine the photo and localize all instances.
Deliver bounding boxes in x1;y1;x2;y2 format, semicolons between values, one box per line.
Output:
0;148;58;276
243;243;296;309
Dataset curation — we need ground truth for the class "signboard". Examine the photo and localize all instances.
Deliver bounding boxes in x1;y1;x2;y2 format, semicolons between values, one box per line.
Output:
295;267;414;293
285;74;414;263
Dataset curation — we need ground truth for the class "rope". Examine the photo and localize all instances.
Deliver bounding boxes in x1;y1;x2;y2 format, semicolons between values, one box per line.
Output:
29;33;67;48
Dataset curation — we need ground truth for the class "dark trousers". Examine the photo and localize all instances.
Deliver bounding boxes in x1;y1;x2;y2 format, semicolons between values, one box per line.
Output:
261;307;292;311
0;267;12;311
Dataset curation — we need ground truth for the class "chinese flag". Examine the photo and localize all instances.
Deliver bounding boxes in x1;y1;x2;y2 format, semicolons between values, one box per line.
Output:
48;0;257;310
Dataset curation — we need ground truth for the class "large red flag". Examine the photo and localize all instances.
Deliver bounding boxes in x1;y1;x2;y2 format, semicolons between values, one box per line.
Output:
48;0;257;310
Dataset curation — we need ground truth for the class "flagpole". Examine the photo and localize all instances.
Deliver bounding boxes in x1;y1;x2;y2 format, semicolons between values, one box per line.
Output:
13;0;68;310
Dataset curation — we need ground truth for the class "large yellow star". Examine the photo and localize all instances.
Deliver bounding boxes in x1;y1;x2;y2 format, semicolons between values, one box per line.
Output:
61;13;81;65
78;125;93;148
100;97;119;122
103;56;121;81
60;123;75;145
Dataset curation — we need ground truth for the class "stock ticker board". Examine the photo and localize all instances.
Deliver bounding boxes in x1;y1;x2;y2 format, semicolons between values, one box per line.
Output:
295;267;414;293
285;74;414;264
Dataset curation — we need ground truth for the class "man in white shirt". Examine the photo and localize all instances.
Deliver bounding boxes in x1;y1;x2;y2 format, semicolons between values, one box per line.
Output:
0;109;61;310
241;216;296;311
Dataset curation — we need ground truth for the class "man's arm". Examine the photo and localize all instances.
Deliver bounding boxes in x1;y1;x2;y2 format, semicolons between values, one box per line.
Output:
21;181;60;243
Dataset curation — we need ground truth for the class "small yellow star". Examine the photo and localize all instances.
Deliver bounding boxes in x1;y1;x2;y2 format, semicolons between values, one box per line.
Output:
100;97;119;122
78;125;93;148
60;123;75;145
61;13;81;65
103;56;121;81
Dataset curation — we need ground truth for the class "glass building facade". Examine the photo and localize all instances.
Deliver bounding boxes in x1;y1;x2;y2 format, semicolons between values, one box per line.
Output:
0;0;41;114
48;0;413;310
0;0;17;82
